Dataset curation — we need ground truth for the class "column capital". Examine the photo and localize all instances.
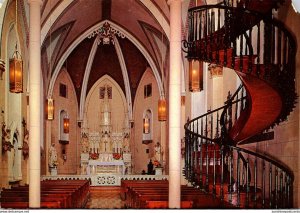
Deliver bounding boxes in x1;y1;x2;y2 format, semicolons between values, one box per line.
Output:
167;0;183;5
28;0;43;5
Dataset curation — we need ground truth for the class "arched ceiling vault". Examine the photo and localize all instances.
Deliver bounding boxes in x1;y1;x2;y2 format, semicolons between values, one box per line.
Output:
41;0;172;120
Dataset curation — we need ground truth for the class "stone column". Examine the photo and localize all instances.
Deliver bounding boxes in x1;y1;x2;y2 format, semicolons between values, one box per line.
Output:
167;0;182;208
28;0;42;208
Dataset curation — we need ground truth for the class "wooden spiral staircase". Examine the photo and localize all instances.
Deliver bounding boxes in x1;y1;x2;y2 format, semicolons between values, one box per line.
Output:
182;0;296;208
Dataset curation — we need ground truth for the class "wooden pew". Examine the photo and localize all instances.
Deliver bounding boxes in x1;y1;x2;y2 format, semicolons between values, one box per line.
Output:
0;179;90;209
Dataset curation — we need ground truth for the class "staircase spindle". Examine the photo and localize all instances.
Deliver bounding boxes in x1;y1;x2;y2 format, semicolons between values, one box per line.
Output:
269;163;272;208
205;141;209;191
283;36;287;67
217;8;221;64
229;149;233;203
280;171;283;208
209;12;213;61
246;158;250;208
254;158;257;207
277;30;282;67
248;28;253;74
220;145;224;201
199;143;203;188
262;159;266;208
240;34;244;71
237;151;241;207
213;142;216;196
275;168;278;208
257;22;261;77
205;10;209;61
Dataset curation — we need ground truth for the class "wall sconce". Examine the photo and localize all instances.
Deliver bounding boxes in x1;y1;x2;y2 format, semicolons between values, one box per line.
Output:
143;115;150;134
46;98;54;120
158;98;167;121
0;59;5;80
189;60;203;92
63;117;70;133
9;44;23;93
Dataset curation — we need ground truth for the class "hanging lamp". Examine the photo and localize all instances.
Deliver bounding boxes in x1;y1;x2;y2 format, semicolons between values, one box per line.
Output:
189;60;203;92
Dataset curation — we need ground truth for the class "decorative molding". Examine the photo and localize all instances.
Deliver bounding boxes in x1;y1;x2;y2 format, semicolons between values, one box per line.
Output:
88;22;125;45
208;64;223;78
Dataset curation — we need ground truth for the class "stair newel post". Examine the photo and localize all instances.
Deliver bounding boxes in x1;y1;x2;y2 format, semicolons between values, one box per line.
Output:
254;157;257;208
220;145;224;201
237;151;241;207
196;119;199;185
256;22;261;77
245;158;250;208
269;162;273;208
275;167;278;208
262;159;266;208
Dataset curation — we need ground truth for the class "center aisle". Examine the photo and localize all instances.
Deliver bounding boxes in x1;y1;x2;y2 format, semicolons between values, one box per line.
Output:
86;186;126;209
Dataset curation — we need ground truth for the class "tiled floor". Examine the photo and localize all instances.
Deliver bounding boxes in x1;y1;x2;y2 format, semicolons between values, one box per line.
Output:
85;186;126;209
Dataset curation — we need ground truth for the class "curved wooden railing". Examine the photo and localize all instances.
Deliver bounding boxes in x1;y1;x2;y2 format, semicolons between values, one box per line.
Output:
183;0;296;208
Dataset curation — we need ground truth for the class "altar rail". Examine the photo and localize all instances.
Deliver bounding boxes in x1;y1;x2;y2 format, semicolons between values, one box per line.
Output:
42;175;169;186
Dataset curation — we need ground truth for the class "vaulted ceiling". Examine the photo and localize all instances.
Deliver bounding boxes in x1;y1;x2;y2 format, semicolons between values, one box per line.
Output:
41;0;171;107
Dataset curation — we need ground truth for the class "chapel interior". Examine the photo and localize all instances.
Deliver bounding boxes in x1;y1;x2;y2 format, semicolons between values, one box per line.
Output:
0;0;300;209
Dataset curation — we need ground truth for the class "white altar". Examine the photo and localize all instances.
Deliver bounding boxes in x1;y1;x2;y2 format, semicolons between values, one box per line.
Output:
80;84;132;176
87;160;125;175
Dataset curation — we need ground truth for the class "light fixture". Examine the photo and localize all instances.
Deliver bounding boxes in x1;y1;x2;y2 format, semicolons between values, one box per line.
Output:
63;117;70;133
158;23;167;122
9;0;23;93
143;115;150;134
189;60;203;92
46;98;54;120
9;44;23;93
158;97;167;121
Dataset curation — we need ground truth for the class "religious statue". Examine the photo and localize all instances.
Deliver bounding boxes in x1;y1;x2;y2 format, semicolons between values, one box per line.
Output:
48;143;58;168
2;123;13;152
154;142;161;163
22;129;29;159
81;132;89;153
123;133;130;153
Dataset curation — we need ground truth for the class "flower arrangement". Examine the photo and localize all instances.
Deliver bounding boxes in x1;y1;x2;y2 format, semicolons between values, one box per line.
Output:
90;153;99;160
153;160;161;167
113;153;121;160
